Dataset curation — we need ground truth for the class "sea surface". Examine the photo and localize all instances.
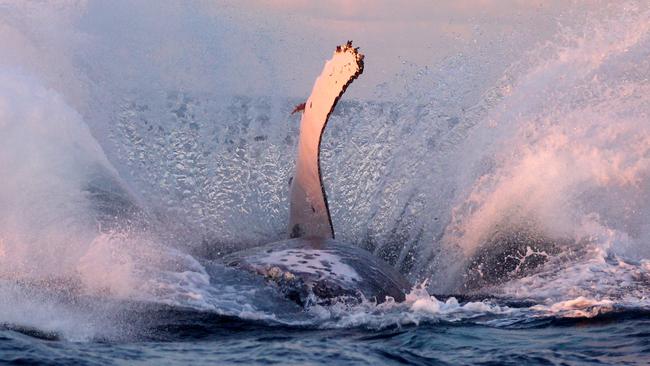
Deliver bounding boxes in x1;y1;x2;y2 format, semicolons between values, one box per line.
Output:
1;2;650;365
2;299;650;365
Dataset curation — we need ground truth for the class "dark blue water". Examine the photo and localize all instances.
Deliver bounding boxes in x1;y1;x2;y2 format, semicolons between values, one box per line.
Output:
2;308;650;365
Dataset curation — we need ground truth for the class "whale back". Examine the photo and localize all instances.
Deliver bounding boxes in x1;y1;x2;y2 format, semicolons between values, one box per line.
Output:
288;42;364;239
224;237;409;306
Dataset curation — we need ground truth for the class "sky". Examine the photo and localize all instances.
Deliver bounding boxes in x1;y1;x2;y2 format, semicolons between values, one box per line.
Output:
203;0;572;99
0;0;581;102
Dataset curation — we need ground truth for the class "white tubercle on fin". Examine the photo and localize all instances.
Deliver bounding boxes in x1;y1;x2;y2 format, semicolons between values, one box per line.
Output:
288;42;364;239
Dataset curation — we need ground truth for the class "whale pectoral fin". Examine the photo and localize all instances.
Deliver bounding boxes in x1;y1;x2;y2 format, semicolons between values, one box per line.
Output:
288;41;364;240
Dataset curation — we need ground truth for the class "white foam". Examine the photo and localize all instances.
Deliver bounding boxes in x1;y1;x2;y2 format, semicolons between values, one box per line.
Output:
531;297;615;318
304;284;514;329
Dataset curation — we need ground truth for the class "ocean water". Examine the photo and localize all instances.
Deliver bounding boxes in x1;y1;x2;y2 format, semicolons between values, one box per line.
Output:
1;1;650;365
2;309;650;365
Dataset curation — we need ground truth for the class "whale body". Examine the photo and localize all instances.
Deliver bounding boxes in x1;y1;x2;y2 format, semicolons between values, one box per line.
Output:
225;238;409;306
224;42;410;306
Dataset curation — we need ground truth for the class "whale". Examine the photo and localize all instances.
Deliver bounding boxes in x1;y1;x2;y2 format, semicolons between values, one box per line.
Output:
224;42;411;307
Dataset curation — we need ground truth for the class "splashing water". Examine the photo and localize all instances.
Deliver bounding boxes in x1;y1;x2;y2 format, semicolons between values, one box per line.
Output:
430;3;650;294
0;1;650;347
